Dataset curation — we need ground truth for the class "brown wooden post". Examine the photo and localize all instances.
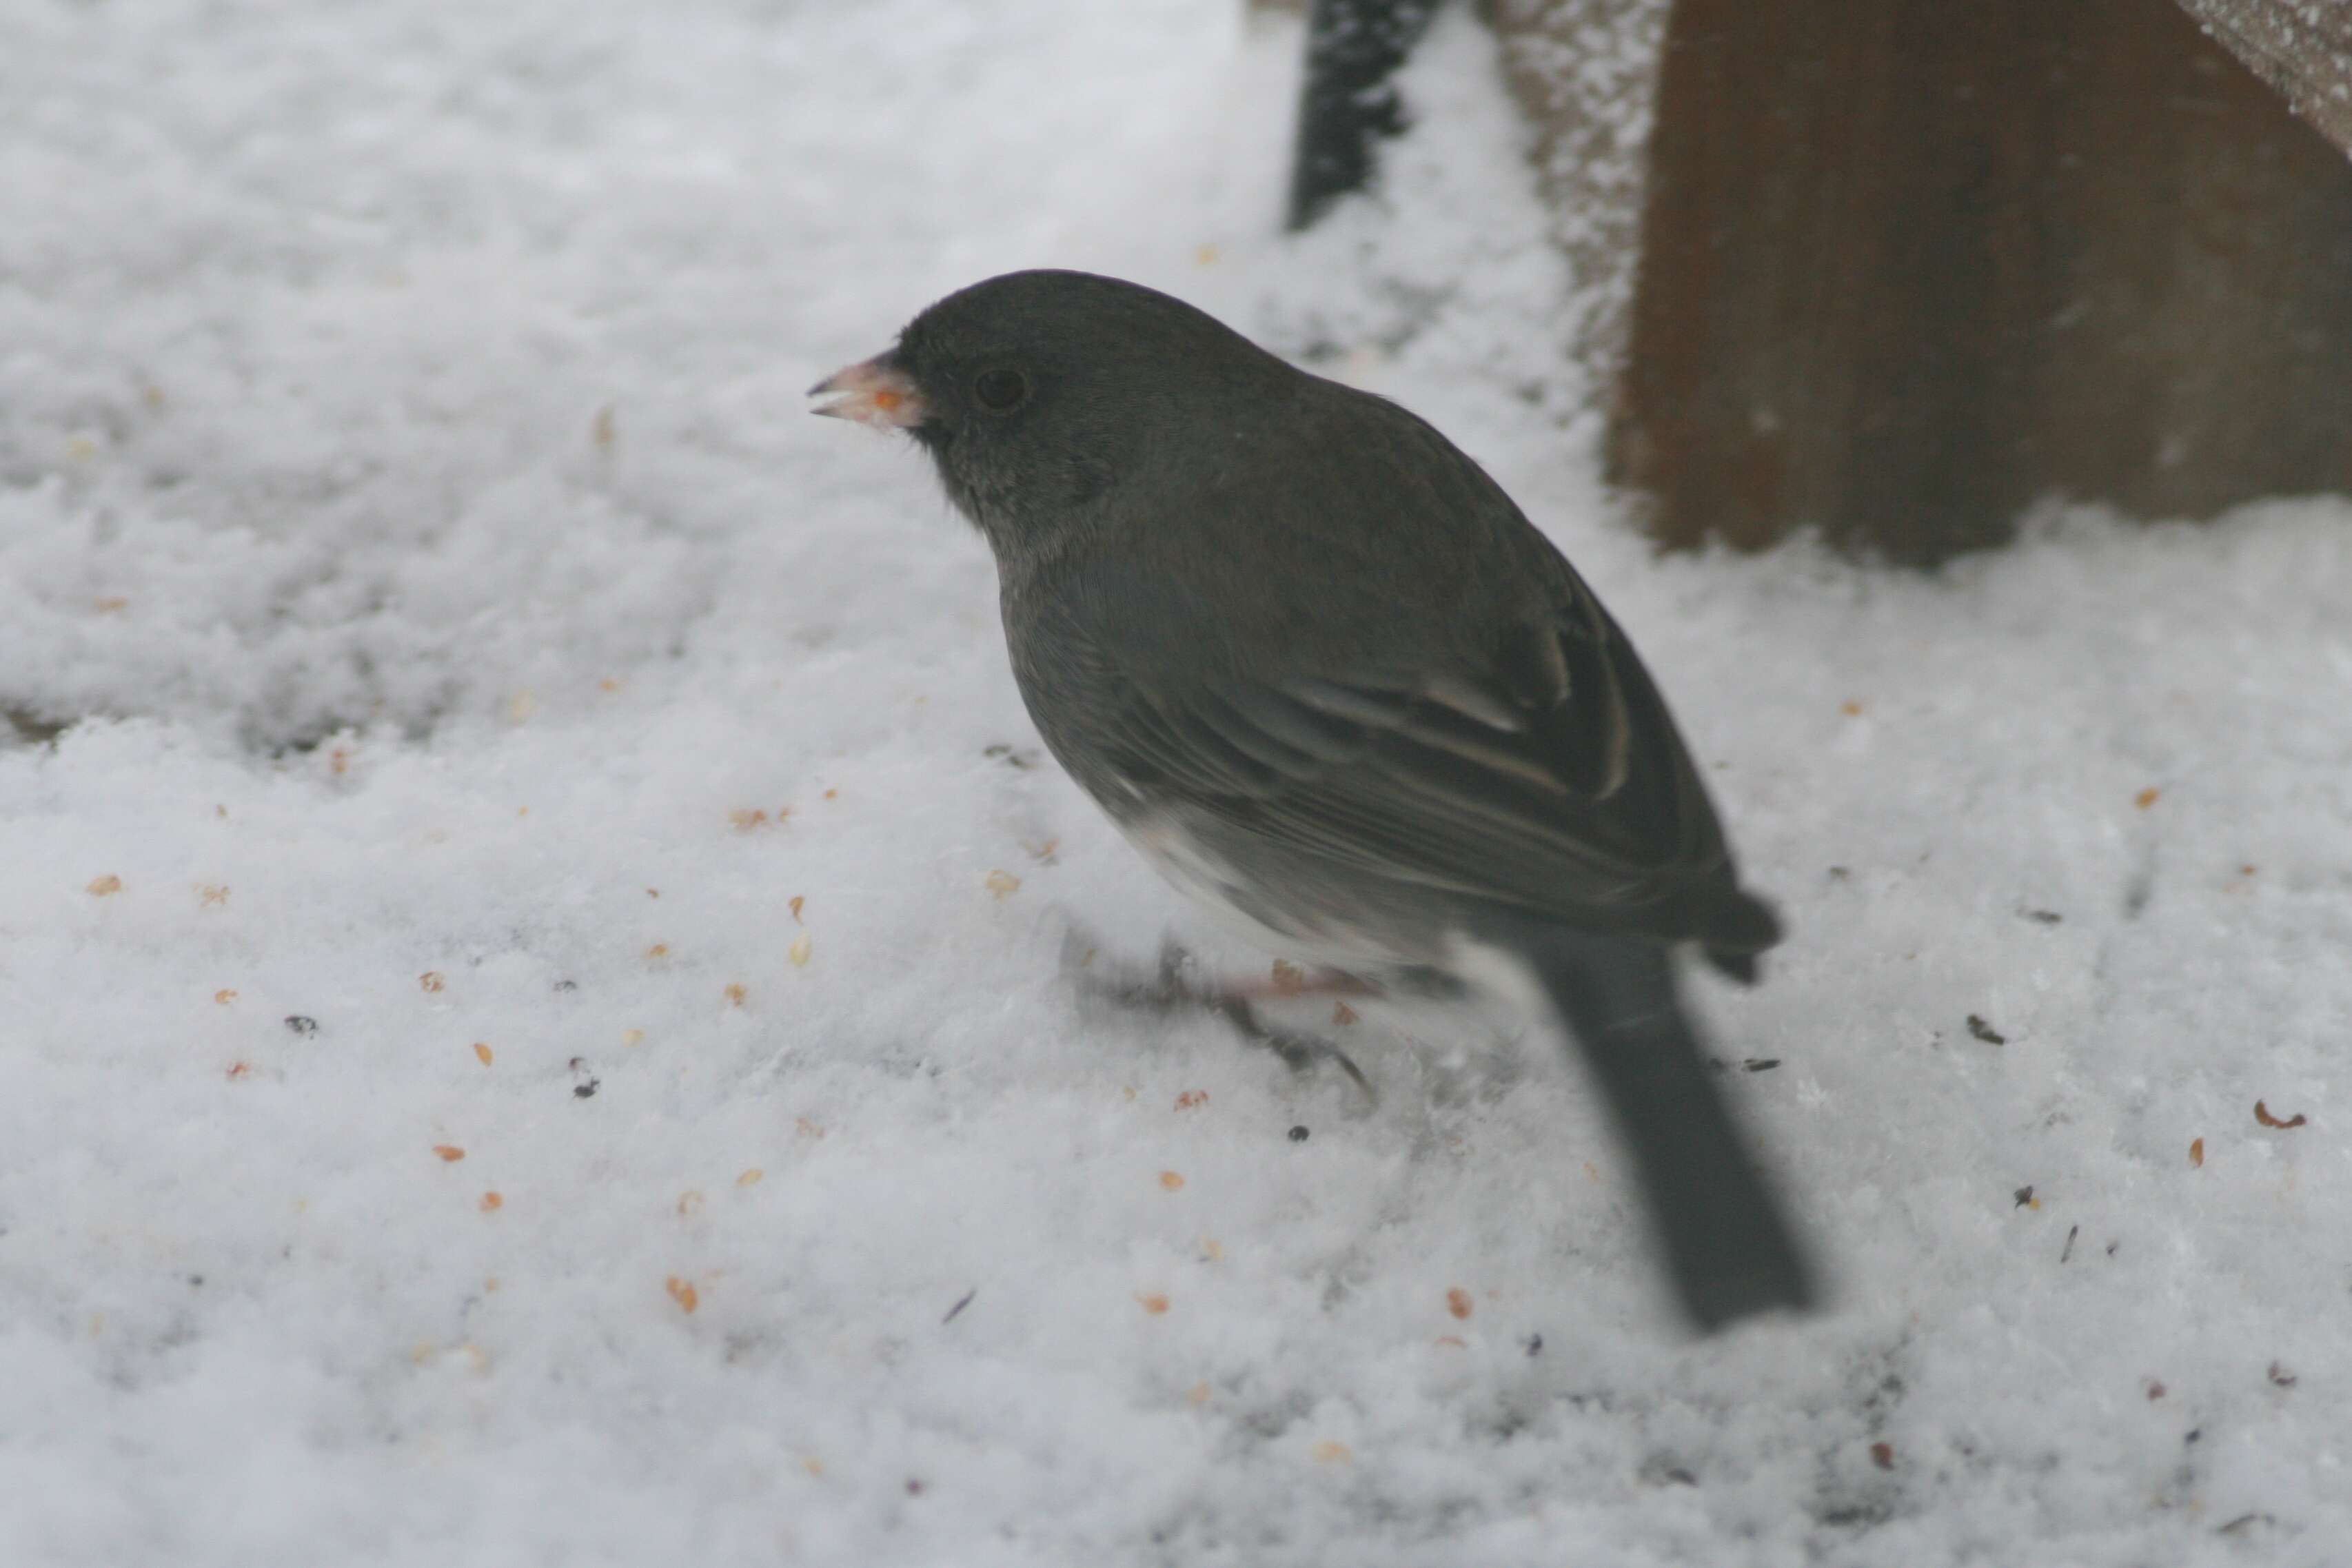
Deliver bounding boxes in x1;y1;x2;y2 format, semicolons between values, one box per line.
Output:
1611;0;2352;563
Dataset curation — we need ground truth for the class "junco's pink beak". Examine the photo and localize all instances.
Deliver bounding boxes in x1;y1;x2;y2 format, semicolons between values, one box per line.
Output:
809;354;927;427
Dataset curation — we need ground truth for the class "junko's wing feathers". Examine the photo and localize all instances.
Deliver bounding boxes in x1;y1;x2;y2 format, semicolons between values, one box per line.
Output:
1030;596;1772;957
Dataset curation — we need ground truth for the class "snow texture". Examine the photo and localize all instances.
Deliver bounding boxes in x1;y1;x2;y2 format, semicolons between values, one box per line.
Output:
4;3;2350;1564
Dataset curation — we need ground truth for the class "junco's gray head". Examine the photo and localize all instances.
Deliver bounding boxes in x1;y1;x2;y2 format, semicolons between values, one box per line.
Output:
812;270;1288;552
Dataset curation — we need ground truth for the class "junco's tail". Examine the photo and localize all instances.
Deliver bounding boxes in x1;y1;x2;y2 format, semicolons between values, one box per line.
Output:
1522;926;1816;1332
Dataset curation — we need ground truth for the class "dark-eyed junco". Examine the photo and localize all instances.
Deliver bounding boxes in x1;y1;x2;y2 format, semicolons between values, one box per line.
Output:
813;269;1814;1332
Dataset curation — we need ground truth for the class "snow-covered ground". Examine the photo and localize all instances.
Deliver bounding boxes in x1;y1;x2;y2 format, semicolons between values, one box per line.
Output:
5;3;2349;1563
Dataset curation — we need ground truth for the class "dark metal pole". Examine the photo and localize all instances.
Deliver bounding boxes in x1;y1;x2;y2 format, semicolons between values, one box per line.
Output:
1286;0;1443;231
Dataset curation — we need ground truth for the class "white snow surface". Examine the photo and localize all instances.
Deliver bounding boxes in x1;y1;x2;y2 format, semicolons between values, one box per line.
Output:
5;3;2351;1564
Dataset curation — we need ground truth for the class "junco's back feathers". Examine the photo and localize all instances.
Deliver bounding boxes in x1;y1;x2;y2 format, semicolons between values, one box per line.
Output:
814;269;1814;1332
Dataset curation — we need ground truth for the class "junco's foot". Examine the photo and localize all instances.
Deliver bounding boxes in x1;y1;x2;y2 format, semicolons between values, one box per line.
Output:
1061;929;1377;1101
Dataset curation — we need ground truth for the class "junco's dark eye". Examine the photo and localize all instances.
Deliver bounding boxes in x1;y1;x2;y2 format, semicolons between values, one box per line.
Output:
973;368;1028;412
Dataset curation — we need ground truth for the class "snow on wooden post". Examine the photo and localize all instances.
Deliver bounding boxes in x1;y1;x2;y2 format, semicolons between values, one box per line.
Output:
1487;0;1674;407
1610;0;2352;562
2176;0;2352;156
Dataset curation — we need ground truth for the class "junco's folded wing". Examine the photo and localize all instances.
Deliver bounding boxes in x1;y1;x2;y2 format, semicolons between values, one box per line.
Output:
1025;578;1779;966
